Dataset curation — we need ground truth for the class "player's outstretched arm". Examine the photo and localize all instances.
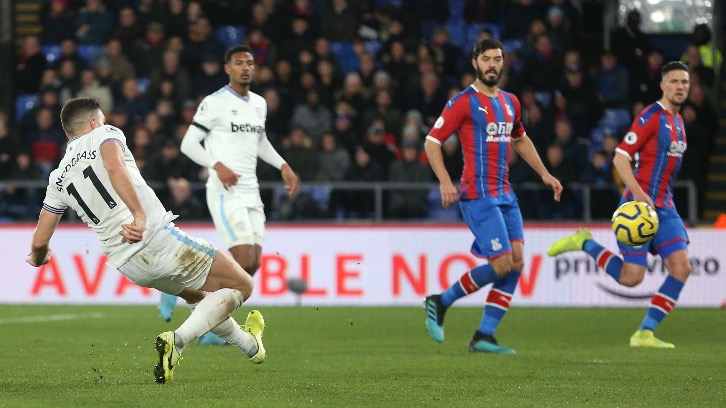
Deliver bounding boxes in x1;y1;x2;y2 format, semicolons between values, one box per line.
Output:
27;209;62;267
100;139;146;243
613;151;654;207
512;135;562;202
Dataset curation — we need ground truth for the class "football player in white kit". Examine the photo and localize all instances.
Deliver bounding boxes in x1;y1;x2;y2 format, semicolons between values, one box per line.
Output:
157;45;299;327
26;97;266;384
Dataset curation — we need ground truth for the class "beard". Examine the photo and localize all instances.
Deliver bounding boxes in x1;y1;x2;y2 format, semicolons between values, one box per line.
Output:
476;65;500;87
668;94;687;108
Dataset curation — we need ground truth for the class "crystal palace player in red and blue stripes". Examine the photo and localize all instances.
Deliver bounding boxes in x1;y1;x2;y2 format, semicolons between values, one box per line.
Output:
424;39;563;354
548;61;692;348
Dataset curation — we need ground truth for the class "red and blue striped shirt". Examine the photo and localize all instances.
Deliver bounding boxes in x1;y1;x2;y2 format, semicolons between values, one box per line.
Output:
615;102;687;208
427;85;526;200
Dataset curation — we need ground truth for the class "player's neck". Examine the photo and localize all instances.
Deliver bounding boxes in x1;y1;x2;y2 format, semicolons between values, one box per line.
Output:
68;124;94;141
659;98;681;116
228;82;250;97
472;81;498;97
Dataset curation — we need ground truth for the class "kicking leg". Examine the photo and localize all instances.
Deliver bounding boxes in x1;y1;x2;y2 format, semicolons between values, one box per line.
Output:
154;250;260;384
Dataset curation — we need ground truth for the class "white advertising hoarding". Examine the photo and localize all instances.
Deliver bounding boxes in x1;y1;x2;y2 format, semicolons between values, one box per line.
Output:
1;224;723;307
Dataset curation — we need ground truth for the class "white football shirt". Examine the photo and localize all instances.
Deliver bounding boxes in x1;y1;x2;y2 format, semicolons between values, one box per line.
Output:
191;85;268;199
42;125;175;268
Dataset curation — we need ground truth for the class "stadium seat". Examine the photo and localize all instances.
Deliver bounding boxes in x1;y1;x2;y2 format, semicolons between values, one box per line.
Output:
364;40;382;57
598;108;631;135
42;45;62;64
444;21;466;49
587;125;616;157
215;25;246;49
534;91;552;108
329;41;359;74
426;187;461;222
310;185;332;208
77;45;101;63
449;0;465;22
136;77;150;94
15;93;37;122
502;38;525;54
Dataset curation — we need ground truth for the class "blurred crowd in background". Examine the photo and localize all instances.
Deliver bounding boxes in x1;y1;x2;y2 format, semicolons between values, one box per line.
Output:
0;0;721;222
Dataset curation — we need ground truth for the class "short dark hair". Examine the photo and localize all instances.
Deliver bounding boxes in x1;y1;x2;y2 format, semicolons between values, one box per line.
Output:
472;39;505;59
661;61;689;78
224;45;255;63
60;97;101;136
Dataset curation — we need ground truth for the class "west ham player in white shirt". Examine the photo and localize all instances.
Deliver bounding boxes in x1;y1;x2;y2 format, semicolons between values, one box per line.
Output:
157;45;299;330
27;97;267;384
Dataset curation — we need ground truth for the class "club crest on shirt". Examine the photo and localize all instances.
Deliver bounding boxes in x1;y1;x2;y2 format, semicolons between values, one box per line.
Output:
198;102;208;115
624;132;637;145
491;238;502;251
504;103;513;117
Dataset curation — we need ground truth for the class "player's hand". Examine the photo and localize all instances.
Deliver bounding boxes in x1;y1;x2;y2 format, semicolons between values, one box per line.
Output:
439;181;459;208
281;164;300;196
213;162;240;190
26;249;51;267
633;191;655;208
121;215;146;244
542;174;563;202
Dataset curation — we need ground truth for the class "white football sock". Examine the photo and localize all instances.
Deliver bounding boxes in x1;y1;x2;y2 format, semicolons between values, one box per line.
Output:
188;301;258;357
174;288;244;353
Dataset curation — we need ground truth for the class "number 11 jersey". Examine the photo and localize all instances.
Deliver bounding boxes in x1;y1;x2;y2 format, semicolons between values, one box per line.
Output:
42;125;175;268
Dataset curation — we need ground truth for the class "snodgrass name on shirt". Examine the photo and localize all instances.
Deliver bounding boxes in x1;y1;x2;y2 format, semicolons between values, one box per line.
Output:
55;149;98;192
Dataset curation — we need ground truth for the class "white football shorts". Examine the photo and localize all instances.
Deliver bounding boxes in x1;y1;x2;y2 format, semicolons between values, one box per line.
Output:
206;189;266;249
118;224;217;295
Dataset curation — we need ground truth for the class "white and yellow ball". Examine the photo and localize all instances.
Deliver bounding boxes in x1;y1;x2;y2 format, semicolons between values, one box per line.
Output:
611;201;659;246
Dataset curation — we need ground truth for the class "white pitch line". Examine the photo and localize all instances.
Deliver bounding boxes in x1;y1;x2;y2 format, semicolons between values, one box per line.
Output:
0;312;106;324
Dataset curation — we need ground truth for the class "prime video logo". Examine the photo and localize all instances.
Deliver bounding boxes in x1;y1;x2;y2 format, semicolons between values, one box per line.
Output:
553;255;719;299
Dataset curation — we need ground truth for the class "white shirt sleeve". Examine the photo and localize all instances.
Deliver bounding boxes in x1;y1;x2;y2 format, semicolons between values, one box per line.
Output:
257;134;286;170
180;124;216;168
41;169;67;214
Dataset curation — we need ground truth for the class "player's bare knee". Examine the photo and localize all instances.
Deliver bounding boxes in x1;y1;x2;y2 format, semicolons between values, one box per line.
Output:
232;276;254;300
511;258;525;272
230;253;258;275
619;273;644;287
669;261;692;282
665;251;691;282
490;256;513;276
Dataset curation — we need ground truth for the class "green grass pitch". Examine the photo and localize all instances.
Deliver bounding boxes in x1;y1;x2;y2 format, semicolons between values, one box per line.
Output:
0;305;724;407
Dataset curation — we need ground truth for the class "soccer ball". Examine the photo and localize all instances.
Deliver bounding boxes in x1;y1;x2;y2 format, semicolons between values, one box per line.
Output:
611;201;659;246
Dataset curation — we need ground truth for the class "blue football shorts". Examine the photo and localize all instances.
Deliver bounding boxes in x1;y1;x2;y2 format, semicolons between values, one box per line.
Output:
459;193;524;259
618;205;689;265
